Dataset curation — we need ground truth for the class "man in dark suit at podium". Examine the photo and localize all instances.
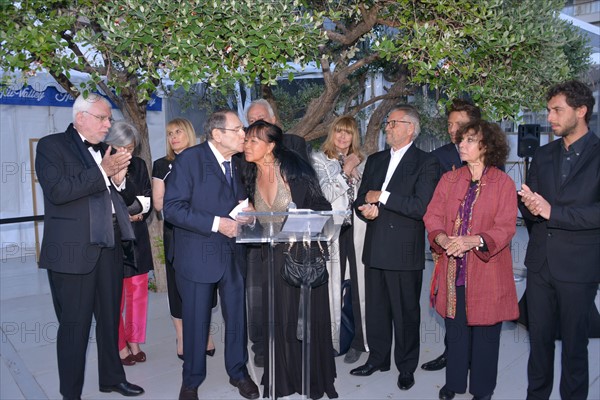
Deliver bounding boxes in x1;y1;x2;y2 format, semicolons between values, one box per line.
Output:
35;94;144;399
519;80;600;400
164;110;259;400
421;99;481;373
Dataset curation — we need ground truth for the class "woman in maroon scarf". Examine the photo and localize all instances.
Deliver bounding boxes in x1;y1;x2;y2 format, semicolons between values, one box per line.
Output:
424;120;518;400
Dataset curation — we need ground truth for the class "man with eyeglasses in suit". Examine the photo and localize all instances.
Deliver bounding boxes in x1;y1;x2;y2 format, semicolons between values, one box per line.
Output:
350;105;440;393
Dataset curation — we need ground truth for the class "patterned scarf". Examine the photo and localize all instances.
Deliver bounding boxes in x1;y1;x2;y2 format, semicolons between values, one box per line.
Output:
445;177;483;318
338;154;355;226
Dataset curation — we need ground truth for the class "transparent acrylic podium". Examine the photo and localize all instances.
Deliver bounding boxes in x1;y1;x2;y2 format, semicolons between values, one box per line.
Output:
237;210;347;399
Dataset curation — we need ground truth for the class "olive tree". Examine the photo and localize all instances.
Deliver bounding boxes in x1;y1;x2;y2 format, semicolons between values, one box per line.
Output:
290;0;590;153
0;0;326;290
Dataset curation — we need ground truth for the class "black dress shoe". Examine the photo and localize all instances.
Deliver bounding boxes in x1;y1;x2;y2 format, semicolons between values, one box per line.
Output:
421;354;447;371
229;377;259;399
472;394;493;400
178;385;199;400
254;353;264;368
63;397;81;400
439;385;456;400
205;348;216;357
349;363;390;376
99;381;144;396
397;372;415;390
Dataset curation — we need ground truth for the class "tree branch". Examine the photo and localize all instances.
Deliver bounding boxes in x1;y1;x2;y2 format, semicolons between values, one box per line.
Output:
349;83;409;114
60;32;107;75
326;4;381;46
343;53;380;78
48;71;79;98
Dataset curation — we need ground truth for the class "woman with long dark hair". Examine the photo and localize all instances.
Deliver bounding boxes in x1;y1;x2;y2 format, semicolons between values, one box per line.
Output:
243;120;338;399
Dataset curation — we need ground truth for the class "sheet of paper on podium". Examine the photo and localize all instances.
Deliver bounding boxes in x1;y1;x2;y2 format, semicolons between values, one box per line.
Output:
279;209;329;235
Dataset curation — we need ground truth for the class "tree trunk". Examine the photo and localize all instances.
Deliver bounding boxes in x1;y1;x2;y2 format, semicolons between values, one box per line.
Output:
147;216;166;292
287;81;342;141
362;79;409;154
119;86;168;293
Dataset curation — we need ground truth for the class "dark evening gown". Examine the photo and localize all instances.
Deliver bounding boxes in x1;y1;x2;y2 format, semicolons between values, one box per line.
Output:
255;170;338;399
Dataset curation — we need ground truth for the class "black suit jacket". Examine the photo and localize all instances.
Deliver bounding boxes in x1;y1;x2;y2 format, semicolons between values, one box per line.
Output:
282;133;310;162
431;142;462;173
355;144;440;270
35;124;133;274
120;156;154;277
519;132;600;283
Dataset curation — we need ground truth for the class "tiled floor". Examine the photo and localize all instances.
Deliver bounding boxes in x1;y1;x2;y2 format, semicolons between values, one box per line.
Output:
1;226;599;400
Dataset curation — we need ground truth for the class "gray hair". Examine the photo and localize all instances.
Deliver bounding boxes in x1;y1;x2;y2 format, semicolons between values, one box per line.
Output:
246;99;275;120
389;104;421;140
105;120;140;151
204;110;235;140
72;93;111;121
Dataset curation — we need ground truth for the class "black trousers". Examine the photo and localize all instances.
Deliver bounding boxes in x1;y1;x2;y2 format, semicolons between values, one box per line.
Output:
245;245;263;356
164;223;183;318
176;262;249;389
526;261;597;400
47;225;126;398
365;267;422;372
445;286;501;398
338;224;366;352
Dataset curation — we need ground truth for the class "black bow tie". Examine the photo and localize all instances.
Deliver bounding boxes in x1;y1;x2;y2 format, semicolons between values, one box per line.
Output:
84;140;103;153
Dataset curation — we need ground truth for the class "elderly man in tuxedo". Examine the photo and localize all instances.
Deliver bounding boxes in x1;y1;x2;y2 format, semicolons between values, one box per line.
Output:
164;110;259;400
350;105;440;392
519;80;600;400
35;94;144;399
422;98;481;372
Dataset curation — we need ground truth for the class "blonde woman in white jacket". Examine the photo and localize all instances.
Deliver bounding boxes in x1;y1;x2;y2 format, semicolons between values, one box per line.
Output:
311;115;369;363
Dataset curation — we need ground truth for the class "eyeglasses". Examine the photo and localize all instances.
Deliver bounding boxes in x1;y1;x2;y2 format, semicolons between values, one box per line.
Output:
385;120;412;129
83;111;114;124
220;126;245;134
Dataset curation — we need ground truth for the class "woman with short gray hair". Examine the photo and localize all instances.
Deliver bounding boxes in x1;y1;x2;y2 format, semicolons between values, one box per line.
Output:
105;120;154;366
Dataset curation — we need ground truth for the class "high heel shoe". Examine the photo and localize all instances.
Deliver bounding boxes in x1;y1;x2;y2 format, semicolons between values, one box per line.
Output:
121;354;136;366
132;351;146;362
127;343;146;362
206;348;215;357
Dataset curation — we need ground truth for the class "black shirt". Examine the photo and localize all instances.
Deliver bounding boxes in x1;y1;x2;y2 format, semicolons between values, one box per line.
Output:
559;131;592;185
